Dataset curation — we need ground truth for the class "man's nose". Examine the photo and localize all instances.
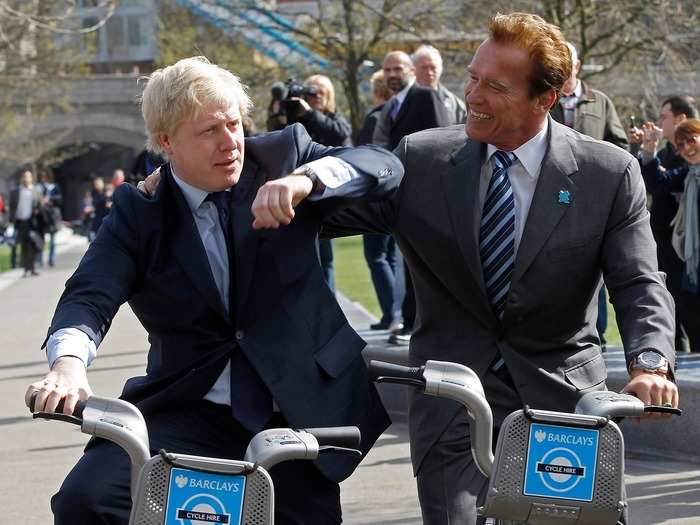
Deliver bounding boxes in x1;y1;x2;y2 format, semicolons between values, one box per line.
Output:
220;129;237;150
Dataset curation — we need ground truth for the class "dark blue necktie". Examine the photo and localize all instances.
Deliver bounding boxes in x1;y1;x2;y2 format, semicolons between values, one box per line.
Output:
206;191;273;433
206;192;231;245
389;97;400;121
480;151;517;320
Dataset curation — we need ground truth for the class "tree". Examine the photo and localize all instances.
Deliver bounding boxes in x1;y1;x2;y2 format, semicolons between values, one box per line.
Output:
178;1;463;138
0;1;116;170
450;0;700;119
154;2;287;133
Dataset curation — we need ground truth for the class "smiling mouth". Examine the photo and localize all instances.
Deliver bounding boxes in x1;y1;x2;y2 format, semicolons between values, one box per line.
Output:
469;110;493;121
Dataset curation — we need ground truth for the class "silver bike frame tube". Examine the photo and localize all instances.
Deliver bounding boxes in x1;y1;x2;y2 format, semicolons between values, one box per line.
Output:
422;360;495;477
80;396;150;501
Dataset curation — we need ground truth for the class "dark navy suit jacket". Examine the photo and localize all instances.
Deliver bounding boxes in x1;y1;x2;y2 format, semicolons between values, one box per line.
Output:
47;124;400;482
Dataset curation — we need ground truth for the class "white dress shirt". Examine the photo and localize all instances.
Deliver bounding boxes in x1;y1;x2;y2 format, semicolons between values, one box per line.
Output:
15;186;34;220
480;119;549;254
46;156;360;407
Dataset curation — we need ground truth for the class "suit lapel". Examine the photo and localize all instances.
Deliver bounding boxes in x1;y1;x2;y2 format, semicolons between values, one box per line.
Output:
231;158;264;314
164;167;230;323
441;138;492;305
391;84;414;129
512;120;579;283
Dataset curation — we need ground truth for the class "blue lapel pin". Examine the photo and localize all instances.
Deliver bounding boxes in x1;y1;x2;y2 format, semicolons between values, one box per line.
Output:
558;190;571;204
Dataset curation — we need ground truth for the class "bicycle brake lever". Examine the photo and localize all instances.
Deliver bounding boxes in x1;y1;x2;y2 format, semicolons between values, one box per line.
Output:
32;412;83;426
643;405;682;416
317;445;362;457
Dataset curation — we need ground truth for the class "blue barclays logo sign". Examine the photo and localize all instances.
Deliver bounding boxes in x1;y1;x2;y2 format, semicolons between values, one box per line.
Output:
165;468;246;525
523;423;600;502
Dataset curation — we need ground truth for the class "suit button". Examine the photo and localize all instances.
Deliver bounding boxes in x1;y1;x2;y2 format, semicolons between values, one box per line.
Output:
235;330;245;341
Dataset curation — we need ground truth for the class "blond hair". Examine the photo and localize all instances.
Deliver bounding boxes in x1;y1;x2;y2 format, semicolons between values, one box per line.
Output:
305;74;337;113
140;56;253;155
370;70;392;102
489;12;571;97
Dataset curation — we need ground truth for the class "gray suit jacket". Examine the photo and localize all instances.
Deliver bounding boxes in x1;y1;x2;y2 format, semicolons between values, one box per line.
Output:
324;118;675;473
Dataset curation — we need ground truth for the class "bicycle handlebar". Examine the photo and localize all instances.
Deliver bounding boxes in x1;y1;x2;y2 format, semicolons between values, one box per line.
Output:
574;391;682;419
30;394;150;502
368;361;426;388
302;426;361;451
244;426;362;469
30;392;87;425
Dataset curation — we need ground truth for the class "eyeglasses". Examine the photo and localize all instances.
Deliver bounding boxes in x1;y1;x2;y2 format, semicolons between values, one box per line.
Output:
676;135;700;148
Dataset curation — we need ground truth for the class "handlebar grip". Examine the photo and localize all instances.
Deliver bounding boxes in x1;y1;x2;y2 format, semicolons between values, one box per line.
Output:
368;360;426;386
301;426;361;450
30;391;87;422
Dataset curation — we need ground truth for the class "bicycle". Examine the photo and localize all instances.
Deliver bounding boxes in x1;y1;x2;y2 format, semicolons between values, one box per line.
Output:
31;395;361;525
369;359;682;525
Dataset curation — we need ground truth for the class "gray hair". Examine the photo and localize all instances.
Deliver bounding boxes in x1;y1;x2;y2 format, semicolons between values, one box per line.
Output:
411;45;443;69
566;42;578;64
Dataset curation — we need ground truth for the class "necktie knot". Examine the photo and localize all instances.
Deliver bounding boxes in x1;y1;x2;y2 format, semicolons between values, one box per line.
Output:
491;150;516;171
206;191;228;212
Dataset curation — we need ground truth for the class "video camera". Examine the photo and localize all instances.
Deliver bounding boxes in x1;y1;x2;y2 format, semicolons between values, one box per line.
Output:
269;78;318;124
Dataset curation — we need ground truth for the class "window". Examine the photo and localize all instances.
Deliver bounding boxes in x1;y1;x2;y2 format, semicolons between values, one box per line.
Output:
106;16;124;49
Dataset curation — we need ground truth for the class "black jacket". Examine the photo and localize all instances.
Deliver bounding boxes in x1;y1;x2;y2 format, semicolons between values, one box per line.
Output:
298;109;352;147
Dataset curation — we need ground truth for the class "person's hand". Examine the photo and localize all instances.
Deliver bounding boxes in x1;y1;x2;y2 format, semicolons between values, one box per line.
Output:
24;356;93;415
622;369;679;422
641;122;663;155
136;167;161;196
628;126;644;145
251;174;313;229
286;97;312;119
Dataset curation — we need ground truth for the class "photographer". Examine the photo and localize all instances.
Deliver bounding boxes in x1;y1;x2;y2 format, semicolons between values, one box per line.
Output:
268;75;351;291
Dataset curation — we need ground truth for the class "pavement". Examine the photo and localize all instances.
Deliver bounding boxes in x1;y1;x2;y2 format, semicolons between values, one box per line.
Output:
0;232;698;524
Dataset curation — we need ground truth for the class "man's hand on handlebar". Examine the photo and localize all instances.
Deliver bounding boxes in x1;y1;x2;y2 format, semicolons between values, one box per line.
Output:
622;369;679;422
24;356;93;415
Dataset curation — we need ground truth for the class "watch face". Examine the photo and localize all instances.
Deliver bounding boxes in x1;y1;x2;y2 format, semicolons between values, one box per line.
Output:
638;351;663;369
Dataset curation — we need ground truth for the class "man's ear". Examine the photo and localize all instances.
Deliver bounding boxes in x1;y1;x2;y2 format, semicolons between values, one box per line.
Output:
158;133;174;157
535;89;558;114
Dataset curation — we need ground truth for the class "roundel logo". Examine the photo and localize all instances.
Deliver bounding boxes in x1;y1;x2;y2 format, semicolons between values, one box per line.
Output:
176;493;230;524
536;447;585;493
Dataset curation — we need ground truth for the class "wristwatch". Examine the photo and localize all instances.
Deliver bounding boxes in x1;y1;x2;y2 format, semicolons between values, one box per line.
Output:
629;351;669;375
298;165;321;194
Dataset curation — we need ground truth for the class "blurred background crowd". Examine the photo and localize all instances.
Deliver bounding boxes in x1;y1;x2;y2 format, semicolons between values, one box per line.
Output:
1;0;699;353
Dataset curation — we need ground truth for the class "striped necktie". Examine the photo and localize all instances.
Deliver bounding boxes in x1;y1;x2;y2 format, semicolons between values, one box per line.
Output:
480;150;517;319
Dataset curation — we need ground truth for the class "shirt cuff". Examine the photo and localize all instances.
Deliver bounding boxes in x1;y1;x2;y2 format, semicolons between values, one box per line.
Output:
46;328;97;369
303;157;358;191
640;150;656;165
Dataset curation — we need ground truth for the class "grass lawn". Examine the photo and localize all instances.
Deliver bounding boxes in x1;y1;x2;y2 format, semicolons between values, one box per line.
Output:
0;244;11;273
334;235;622;345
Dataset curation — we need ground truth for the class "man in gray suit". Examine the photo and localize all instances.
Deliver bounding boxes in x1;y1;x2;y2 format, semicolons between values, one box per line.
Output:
325;12;678;524
412;44;466;125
